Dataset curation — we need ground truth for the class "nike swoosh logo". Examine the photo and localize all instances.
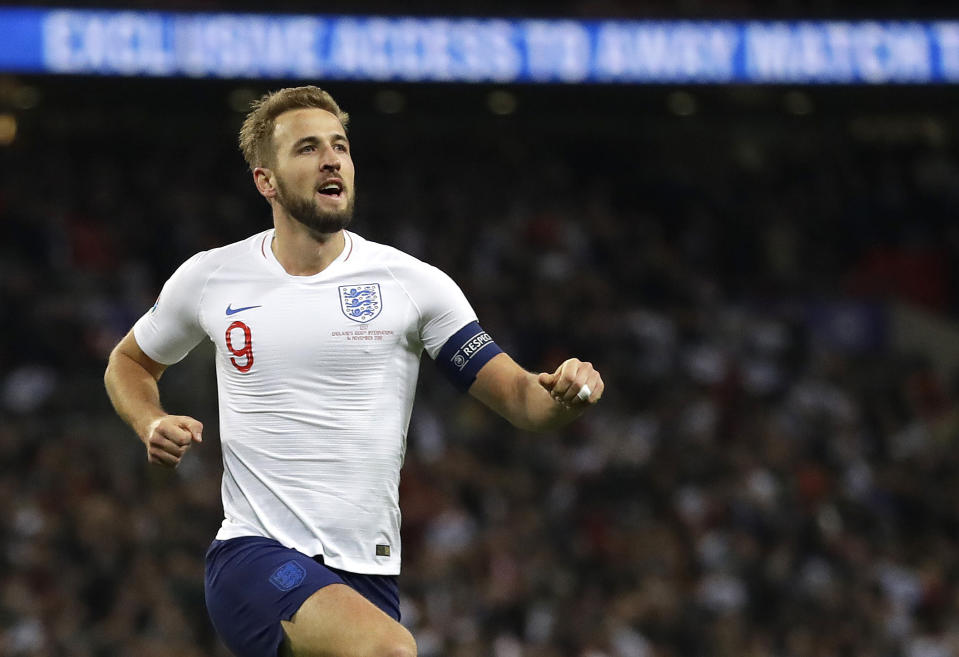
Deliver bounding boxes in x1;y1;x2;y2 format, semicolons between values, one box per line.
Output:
226;304;262;316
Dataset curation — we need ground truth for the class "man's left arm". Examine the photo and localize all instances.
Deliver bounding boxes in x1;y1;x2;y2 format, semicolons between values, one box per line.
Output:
468;353;604;432
408;261;603;429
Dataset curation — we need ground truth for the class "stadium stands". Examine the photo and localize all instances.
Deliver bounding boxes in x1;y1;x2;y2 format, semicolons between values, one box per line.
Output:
1;67;958;656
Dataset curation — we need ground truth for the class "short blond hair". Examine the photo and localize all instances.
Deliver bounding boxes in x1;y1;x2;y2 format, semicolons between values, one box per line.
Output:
238;86;350;171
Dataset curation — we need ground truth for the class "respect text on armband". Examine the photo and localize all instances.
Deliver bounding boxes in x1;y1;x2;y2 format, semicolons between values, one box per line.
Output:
451;331;494;371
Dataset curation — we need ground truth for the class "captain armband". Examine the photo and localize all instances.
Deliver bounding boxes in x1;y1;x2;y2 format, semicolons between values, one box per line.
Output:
435;321;504;392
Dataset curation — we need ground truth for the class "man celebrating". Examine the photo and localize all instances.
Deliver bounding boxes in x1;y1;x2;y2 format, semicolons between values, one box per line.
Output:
104;86;603;657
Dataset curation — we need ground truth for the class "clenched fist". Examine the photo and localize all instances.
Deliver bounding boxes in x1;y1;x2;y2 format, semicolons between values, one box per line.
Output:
142;415;203;468
538;358;604;407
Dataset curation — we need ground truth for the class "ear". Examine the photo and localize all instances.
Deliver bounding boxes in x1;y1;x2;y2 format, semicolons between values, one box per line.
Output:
253;167;277;199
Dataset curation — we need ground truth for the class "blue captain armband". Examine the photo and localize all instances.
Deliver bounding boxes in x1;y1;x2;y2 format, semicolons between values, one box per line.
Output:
435;321;504;392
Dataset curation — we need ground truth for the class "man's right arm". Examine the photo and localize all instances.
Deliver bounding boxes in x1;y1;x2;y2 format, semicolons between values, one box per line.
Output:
104;330;203;468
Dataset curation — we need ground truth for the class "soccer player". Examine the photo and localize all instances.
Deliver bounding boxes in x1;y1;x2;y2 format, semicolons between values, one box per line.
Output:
104;86;603;657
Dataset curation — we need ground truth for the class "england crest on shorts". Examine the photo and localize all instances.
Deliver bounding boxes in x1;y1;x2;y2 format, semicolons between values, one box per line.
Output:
269;560;306;591
339;283;382;323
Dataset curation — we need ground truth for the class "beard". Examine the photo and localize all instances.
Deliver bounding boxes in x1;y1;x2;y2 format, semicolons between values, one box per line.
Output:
275;176;355;235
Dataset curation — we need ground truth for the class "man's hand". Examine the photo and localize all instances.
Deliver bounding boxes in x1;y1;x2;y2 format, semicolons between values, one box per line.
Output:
142;415;204;468
538;358;604;407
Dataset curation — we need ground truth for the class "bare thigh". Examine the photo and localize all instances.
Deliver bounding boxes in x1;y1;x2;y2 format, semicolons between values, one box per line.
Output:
279;583;416;657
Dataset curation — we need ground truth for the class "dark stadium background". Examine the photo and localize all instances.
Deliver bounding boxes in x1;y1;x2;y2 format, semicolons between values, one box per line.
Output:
3;2;959;656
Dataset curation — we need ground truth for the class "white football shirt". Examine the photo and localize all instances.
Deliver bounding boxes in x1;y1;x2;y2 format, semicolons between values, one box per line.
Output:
133;229;478;574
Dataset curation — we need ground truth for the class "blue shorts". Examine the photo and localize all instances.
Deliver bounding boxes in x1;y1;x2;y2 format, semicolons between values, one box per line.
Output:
204;536;399;657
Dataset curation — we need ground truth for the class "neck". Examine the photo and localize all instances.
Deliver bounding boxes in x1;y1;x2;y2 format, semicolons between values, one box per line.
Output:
271;211;346;276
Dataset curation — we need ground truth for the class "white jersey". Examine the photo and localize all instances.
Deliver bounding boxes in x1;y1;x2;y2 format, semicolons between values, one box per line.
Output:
133;229;477;574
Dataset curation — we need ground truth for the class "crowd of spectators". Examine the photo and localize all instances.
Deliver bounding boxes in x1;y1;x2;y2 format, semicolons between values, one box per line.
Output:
2;78;959;656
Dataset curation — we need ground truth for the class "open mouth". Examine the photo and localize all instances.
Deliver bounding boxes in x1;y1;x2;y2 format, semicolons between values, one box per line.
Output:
317;181;344;199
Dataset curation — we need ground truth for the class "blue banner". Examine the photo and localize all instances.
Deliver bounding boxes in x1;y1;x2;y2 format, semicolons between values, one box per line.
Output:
1;8;958;83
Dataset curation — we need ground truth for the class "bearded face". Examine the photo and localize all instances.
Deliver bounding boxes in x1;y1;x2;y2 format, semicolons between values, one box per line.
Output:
264;107;357;236
274;173;355;235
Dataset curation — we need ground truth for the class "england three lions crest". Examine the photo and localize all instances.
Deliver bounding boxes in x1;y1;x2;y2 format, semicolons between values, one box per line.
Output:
339;284;382;323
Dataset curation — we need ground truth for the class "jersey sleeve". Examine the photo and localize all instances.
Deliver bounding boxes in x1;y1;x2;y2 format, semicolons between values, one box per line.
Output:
132;252;210;365
401;262;478;360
